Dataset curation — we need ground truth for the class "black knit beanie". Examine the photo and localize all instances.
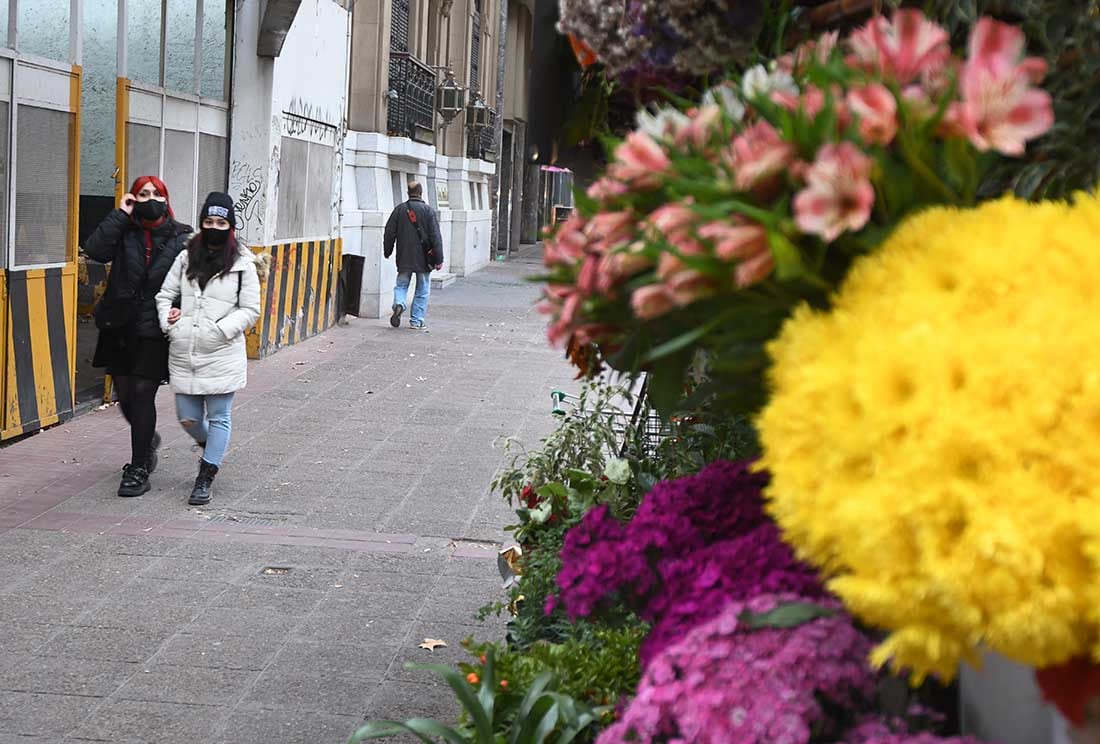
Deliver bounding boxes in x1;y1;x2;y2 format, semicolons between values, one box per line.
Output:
200;192;237;228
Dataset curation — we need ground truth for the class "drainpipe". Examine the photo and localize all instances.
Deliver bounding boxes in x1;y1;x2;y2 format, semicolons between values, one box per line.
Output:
488;0;508;257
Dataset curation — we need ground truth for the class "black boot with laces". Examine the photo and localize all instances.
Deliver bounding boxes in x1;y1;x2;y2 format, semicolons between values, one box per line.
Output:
189;460;218;506
118;464;151;498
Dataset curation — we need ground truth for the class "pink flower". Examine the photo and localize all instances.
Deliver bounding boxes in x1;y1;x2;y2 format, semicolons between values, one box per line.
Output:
847;84;898;145
598;244;653;295
665;270;714;307
778;30;840;74
697;221;768;262
676;105;723;149
656;252;686;281
726;121;795;196
589;211;635;250
586;177;628;203
576;254;602;296
647;202;698;242
631;284;677;320
794;142;875;242
546;290;583;347
847;10;951;85
734;250;775;289
953;18;1053;155
609;132;671;188
544;213;588;268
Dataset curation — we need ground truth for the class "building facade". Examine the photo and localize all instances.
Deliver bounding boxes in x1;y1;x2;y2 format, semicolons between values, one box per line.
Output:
0;0;350;440
341;0;535;318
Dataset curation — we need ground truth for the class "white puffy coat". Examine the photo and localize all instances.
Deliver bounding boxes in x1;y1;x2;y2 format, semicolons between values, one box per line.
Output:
156;246;262;396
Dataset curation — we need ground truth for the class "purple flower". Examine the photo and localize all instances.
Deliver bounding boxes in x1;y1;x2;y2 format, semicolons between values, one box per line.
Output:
597;594;876;744
842;719;989;744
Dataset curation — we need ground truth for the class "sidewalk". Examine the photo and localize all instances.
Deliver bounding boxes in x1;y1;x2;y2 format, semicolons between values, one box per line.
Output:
0;250;572;743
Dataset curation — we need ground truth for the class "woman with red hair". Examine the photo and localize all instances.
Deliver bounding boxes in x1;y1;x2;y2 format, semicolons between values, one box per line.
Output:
86;176;193;497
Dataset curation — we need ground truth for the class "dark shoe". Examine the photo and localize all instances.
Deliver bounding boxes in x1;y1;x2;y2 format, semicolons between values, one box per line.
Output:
410;320;427;331
188;460;219;506
118;464;151;498
389;305;404;328
146;431;162;474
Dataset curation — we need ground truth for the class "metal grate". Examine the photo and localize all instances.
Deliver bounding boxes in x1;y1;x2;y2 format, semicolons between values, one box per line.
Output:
126;122;161;186
390;0;410;52
386;52;436;140
305;142;334;237
164;129;196;225
197;133;228;208
275;136;308;240
0;101;8;267
14;106;72;267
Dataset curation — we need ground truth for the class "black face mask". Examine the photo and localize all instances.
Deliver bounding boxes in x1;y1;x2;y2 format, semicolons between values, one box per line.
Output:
134;199;167;222
202;227;230;246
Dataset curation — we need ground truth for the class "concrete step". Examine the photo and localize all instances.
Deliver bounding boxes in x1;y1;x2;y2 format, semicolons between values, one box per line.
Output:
431;272;457;289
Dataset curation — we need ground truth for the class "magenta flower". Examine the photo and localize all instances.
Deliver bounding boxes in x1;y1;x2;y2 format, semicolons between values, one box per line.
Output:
847;9;951;86
597;594;876;744
951;18;1054;155
794;142;875;242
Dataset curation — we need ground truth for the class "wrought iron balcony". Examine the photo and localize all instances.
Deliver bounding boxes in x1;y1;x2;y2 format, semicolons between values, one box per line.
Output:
466;107;497;160
386;52;436;143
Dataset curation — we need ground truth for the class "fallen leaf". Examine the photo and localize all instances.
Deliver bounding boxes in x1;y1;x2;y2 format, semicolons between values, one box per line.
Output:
418;638;448;651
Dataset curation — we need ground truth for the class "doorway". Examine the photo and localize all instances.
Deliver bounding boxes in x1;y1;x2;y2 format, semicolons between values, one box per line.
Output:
497;127;513;258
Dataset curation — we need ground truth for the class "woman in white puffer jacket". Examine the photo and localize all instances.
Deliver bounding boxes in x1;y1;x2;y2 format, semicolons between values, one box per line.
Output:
156;192;262;506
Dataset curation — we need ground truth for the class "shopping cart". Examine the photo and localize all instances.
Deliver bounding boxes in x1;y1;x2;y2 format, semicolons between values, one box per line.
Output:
550;375;669;458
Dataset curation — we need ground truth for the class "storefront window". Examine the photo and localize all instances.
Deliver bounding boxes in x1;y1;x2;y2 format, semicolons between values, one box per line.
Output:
127;0;163;86
201;0;227;100
165;0;196;92
18;0;70;62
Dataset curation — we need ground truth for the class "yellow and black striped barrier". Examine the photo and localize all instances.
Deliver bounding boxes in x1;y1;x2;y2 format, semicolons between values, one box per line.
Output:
1;267;78;441
246;238;343;359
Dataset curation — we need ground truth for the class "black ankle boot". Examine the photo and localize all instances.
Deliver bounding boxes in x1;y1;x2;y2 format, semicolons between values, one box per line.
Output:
146;432;162;474
188;460;218;506
118;464;151;498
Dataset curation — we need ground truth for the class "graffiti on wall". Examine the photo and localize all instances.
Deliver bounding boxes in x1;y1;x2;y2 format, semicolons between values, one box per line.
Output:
283;97;338;144
229;160;265;243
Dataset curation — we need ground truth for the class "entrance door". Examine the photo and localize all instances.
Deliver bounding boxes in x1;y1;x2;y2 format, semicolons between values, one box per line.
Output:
497;127;513;258
0;0;83;439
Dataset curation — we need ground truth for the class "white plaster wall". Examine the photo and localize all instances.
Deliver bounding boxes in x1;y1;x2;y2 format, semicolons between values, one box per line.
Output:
341;132;495;317
229;0;349;246
960;653;1060;744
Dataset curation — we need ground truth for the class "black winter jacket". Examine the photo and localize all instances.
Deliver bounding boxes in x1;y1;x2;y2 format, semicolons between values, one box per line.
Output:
85;209;193;338
383;198;444;273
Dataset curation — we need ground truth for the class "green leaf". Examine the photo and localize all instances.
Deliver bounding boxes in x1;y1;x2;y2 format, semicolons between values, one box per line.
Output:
646;352;691;418
739;601;836;630
404;662;493;741
767;232;805;281
349;719;467;744
477;649;497;731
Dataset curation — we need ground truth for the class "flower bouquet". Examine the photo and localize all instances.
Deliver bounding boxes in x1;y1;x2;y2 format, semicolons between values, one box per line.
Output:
539;10;1053;417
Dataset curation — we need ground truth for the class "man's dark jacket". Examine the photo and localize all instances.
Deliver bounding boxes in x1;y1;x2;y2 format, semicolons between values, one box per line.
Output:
85;209;192;338
383;197;444;273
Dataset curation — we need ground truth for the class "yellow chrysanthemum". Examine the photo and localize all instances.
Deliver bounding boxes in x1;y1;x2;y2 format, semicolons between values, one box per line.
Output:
757;193;1100;682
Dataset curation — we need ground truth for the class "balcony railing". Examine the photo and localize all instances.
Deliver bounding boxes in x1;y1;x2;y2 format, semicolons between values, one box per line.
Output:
466;108;497;160
387;52;436;143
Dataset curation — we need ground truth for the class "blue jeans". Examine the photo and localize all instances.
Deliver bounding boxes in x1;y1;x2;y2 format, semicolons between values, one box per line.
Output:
175;393;234;467
393;271;431;326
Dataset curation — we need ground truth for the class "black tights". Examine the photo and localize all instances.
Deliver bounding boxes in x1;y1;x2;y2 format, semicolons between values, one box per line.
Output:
113;375;160;468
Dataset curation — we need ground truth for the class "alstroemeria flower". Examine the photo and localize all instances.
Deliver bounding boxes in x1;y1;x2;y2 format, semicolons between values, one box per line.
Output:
589;211;635;250
634;106;691;141
847;84;899;145
609;132;671;188
794;142;875;242
741;64;798;101
676;105;723;149
544;213;588;268
952;18;1053;156
701;83;745;123
631;284;677;320
586;177;628;204
648;202;699;242
698;221;768;263
665;270;715;307
726;121;796;196
847;10;951;85
734;250;775;289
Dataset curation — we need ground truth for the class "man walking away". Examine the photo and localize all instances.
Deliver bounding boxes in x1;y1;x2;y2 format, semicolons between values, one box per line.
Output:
383;181;444;330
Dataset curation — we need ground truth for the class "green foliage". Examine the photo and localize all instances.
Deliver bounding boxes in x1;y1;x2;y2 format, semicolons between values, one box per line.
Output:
463;623;647;720
349;650;609;744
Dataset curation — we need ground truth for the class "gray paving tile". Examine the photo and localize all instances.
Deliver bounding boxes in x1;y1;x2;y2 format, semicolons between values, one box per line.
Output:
363;680;459;723
209;584;327;615
0;690;100;737
212;706;359;744
292;612;409;647
270;639;398;675
150;632;287;671
113;664;258;707
244;565;343;591
314;591;426;620
0;654;136;697
35;626;170;663
241;663;378;715
182;607;305;638
71;699;228;743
